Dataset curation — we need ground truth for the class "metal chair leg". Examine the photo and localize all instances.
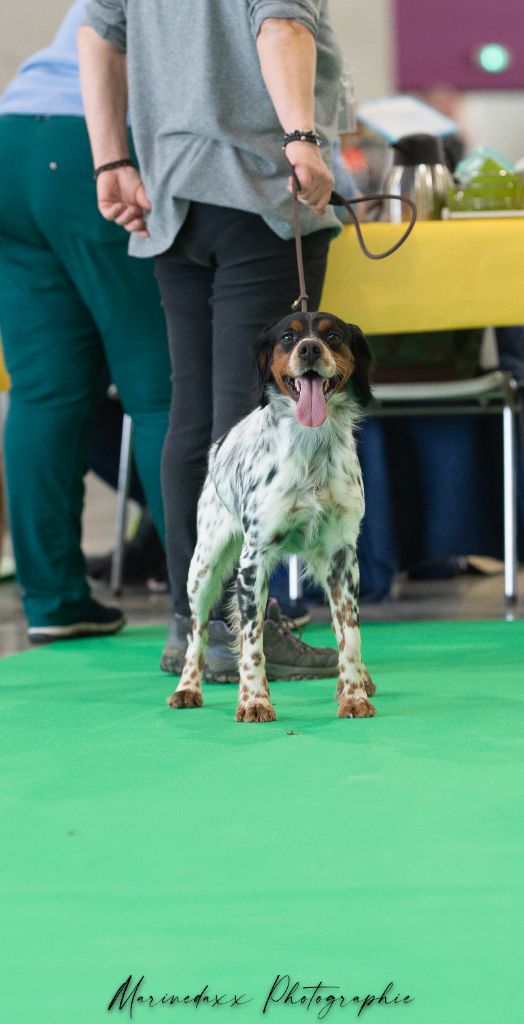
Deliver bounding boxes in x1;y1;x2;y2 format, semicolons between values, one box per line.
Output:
502;396;518;605
288;555;303;601
110;413;133;596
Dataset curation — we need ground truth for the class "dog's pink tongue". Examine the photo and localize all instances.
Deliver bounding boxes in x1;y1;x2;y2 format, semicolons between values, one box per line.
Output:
295;376;327;427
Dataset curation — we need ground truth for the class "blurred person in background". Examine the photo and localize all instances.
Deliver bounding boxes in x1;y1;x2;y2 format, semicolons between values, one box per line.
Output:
0;1;172;643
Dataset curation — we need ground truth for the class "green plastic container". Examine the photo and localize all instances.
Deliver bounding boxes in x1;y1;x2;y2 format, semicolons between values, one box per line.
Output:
448;147;522;212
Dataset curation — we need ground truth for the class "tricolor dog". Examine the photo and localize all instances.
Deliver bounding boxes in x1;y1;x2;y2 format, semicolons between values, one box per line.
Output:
168;311;376;722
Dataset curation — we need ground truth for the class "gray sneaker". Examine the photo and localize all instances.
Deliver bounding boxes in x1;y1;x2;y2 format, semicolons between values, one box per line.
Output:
160;600;338;682
160;614;238;680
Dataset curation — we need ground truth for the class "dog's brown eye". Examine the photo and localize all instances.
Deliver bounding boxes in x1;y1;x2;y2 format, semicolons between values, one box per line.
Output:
328;331;341;342
280;332;293;344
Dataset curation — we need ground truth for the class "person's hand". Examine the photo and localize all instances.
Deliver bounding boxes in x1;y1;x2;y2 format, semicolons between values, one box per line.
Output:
96;165;151;236
285;141;335;214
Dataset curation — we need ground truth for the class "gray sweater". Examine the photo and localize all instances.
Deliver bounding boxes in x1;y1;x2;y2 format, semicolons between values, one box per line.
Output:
84;0;343;257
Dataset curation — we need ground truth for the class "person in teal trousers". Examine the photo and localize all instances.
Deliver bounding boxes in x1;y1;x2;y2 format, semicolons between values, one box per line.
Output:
0;1;171;642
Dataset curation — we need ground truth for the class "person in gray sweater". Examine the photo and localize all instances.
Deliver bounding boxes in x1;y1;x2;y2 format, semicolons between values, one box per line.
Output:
78;0;345;681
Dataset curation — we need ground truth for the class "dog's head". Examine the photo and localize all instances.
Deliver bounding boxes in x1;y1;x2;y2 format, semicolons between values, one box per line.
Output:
254;312;373;427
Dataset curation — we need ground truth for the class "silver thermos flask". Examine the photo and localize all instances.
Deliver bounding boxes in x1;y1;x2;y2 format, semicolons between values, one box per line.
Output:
382;133;453;222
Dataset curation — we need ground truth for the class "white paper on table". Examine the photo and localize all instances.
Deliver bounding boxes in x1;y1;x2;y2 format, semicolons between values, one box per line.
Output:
357;95;459;142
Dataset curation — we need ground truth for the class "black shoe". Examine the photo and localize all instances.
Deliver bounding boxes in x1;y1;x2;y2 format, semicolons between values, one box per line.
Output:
28;599;125;644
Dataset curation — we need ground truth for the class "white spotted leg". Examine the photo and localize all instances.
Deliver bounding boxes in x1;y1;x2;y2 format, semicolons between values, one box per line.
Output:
234;543;276;723
167;615;207;710
325;548;376;718
168;491;240;711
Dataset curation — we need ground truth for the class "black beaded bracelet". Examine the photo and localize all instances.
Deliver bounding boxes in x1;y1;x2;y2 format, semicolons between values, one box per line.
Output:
93;158;135;181
282;129;321;150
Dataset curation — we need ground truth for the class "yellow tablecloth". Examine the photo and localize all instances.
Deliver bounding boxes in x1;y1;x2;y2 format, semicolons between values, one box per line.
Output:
320;219;524;334
1;220;521;389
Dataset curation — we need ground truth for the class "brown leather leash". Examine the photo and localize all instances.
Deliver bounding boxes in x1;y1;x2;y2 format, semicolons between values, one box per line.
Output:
288;164;417;313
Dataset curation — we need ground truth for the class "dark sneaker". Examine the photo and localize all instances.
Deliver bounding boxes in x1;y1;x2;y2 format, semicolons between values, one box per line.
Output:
28;599;125;645
268;594;311;628
160;600;338;682
263;599;338;680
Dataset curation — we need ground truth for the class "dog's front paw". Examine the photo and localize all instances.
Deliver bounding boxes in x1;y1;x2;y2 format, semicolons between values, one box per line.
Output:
337;696;376;719
335;671;376;701
168;688;203;709
235;700;277;723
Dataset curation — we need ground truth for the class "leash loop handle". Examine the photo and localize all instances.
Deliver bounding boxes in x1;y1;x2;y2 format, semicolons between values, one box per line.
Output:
287;162;417;311
329;189;417;260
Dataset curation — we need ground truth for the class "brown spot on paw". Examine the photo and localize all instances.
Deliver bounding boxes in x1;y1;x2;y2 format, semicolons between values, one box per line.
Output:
362;667;376;697
168;689;203;709
337;696;376;719
236;701;277;723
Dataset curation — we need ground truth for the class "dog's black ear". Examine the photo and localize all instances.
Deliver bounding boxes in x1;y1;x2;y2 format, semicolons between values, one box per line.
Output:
347;323;374;408
253;320;278;403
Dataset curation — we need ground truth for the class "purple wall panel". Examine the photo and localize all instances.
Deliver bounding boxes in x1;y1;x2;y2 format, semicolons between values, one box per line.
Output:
395;0;524;90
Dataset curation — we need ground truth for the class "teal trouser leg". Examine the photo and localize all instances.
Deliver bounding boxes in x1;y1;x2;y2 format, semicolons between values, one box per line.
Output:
0;115;171;626
0;231;104;622
60;207;172;543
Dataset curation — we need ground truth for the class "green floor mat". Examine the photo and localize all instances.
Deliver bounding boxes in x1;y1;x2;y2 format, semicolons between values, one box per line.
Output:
1;620;523;1023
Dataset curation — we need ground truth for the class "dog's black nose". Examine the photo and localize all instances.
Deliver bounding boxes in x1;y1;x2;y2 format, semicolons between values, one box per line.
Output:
298;340;322;364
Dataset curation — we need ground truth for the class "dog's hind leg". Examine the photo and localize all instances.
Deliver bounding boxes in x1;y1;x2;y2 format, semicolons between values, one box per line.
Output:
168;491;240;710
321;546;376;719
234;541;277;723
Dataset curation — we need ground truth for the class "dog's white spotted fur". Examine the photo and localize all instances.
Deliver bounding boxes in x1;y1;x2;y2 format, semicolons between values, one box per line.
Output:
168;312;376;722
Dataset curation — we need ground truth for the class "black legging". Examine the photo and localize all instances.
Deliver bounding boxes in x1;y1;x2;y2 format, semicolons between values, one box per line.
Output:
155;202;332;616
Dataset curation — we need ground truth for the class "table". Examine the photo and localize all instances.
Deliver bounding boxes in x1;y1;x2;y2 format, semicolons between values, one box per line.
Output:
320;219;524;333
319;218;524;603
